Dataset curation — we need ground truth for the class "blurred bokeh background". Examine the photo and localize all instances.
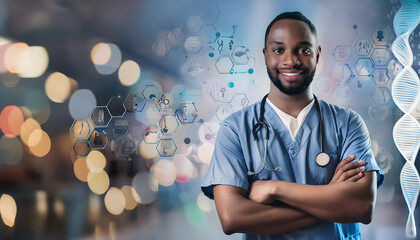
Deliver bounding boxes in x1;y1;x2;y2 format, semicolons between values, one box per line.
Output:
0;0;419;239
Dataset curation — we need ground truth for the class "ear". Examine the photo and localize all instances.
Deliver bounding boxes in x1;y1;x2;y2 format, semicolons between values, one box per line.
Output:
263;48;266;55
316;46;322;63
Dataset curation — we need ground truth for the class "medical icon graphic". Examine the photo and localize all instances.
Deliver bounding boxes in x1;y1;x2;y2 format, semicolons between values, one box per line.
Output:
157;93;175;112
232;46;250;65
113;119;129;135
124;93;146;112
89;128;109;149
387;59;403;79
175;102;198;124
372;27;390;46
392;1;420;237
355;39;373;56
205;83;230;102
111;135;137;161
355;58;374;76
217;34;235;55
184;36;203;54
333;46;351;62
371;48;391;66
372;87;391;104
182;61;206;80
157;139;177;157
230;93;249;112
142;84;162;101
70;120;91;139
90;106;112;127
373;69;390;85
158;114;179;135
216;103;233;121
98;109;104;124
143;125;161;144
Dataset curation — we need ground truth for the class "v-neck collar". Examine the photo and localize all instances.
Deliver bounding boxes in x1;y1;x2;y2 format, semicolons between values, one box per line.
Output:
264;99;319;152
266;98;315;140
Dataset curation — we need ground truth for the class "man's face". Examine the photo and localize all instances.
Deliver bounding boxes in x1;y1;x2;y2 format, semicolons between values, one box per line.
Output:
264;19;320;95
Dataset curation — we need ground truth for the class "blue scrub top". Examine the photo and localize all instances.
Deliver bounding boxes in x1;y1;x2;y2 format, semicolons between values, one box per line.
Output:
201;98;384;240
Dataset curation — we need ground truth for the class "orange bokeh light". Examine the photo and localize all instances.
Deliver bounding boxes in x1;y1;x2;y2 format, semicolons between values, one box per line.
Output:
0;105;24;137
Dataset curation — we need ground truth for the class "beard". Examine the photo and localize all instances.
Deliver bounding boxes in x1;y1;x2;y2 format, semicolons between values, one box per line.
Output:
267;67;316;95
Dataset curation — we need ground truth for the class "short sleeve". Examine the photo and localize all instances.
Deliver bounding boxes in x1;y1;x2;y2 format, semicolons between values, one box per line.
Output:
340;111;384;187
201;119;249;199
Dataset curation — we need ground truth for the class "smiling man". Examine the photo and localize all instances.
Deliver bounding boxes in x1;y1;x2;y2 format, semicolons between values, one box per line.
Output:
201;11;383;239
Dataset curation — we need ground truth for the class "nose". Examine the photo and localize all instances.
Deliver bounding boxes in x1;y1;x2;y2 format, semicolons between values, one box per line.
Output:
281;51;301;67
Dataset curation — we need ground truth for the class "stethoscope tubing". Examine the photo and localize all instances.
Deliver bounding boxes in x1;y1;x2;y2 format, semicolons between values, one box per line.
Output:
248;94;327;176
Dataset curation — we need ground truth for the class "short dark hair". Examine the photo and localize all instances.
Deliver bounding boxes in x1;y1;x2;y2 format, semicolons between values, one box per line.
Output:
264;11;318;47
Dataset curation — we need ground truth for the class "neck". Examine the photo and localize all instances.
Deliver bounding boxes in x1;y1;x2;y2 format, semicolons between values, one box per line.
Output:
267;82;313;118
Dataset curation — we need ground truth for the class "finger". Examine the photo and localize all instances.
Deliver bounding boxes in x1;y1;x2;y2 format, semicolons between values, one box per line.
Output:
334;155;355;175
338;166;366;181
346;172;365;182
333;156;358;180
340;160;365;173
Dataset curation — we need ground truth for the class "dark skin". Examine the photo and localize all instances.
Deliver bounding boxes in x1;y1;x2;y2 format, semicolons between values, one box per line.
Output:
213;19;377;235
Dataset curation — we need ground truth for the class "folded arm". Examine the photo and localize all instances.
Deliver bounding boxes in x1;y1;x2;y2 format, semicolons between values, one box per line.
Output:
213;184;320;235
213;155;366;235
249;171;377;224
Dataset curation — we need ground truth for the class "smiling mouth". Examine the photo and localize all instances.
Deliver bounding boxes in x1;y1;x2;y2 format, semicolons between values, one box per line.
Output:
278;70;305;81
281;72;301;76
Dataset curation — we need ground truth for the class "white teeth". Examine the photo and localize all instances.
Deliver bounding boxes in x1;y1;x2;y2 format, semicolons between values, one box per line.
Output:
282;72;300;76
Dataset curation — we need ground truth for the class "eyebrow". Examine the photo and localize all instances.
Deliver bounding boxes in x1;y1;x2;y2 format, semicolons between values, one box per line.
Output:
270;41;313;47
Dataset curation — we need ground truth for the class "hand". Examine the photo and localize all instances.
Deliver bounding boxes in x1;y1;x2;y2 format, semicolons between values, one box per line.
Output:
329;155;366;184
248;180;275;204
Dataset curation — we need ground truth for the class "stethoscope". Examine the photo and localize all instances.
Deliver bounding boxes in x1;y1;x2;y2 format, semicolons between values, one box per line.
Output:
247;94;330;176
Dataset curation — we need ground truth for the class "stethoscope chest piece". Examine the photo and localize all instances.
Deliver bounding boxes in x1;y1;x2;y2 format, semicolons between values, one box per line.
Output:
315;152;330;167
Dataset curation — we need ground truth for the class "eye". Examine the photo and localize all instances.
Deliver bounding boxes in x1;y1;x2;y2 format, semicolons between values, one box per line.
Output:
298;48;312;55
273;48;284;54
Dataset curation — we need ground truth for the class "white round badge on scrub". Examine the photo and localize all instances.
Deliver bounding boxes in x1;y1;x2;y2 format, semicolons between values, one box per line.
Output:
316;152;330;167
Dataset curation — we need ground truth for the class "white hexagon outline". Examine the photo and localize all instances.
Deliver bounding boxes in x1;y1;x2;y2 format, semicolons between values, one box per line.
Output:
372;87;391;104
355;58;374;76
330;63;353;84
216;103;234;121
142;125;161;144
176;102;198;124
107;96;127;118
90;106;112;128
88;128;109;149
371;48;391;66
231;46;250;65
158;114;180;135
156;93;177;112
124;93;147;112
70;119;92;140
142;84;162;101
215;55;234;74
183;35;203;55
73;140;92;157
156;138;178;157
